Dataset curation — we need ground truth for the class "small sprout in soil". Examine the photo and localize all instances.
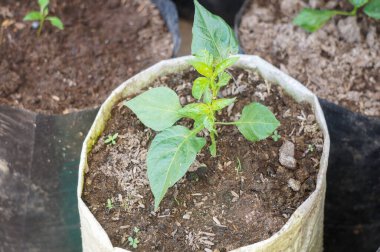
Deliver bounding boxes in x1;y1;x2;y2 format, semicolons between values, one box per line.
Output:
271;130;281;142
128;236;139;249
106;198;113;210
235;157;242;175
133;227;140;234
105;133;118;145
23;0;64;36
124;0;280;210
293;0;380;32
122;199;130;211
308;144;315;152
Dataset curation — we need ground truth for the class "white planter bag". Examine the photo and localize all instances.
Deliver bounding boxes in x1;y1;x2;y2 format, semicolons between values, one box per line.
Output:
77;55;330;252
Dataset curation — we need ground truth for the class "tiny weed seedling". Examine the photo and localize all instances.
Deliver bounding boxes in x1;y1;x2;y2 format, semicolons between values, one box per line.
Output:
128;237;139;249
308;144;315;153
105;133;118;145
293;0;380;32
128;228;140;249
271;130;281;142
235;157;242;175
125;0;280;210
23;0;64;36
106;198;113;210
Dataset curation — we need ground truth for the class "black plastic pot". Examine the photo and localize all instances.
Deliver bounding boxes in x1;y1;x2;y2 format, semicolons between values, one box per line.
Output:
173;0;245;25
0;1;179;251
234;1;380;251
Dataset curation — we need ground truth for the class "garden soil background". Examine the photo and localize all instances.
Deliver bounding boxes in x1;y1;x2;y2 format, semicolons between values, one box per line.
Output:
0;0;173;114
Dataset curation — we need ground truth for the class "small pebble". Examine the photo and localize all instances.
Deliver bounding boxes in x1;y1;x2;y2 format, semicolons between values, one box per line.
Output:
279;140;297;169
183;213;191;220
288;178;301;191
31;21;39;29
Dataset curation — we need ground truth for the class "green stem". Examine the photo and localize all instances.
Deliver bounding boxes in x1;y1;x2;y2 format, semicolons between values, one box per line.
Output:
210;131;217;156
37;18;45;37
334;7;358;16
191;123;205;135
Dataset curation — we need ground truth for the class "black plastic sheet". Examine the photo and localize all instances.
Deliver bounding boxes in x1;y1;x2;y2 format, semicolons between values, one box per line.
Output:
320;99;380;252
0;106;98;252
0;0;179;251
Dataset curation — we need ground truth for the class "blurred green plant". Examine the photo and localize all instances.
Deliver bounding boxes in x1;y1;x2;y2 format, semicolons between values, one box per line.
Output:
23;0;64;36
293;0;380;32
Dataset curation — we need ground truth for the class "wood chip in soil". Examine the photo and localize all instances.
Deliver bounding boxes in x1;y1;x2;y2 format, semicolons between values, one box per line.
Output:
82;68;324;251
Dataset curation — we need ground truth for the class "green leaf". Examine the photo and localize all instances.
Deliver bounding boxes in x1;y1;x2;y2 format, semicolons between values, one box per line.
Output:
23;11;43;21
234;103;280;142
349;0;369;8
364;0;380;19
211;98;236;111
192;0;239;62
214;57;239;76
178;103;209;120
38;0;49;11
147;126;206;210
195;49;214;67
47;16;64;29
125;87;182;131
43;7;49;17
217;72;231;87
192;77;210;99
188;59;213;77
293;8;337;32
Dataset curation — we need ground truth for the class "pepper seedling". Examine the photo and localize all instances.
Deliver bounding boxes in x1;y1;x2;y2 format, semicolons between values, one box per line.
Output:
105;133;118;145
125;0;280;210
23;0;64;36
293;0;380;32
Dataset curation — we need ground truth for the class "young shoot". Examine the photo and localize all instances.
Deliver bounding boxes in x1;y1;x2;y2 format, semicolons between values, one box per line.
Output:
128;237;139;249
308;144;315;153
106;198;113;210
23;0;64;36
235;157;242;175
272;130;281;142
124;0;280;210
293;0;380;32
133;227;140;234
105;133;118;145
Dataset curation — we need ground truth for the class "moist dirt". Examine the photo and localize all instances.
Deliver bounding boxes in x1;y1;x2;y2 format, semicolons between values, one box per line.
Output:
239;0;380;116
82;68;324;251
0;0;173;114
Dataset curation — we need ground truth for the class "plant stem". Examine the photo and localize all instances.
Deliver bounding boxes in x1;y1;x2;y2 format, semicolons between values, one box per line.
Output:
210;131;216;156
334;6;358;16
37;18;45;37
191;123;205;135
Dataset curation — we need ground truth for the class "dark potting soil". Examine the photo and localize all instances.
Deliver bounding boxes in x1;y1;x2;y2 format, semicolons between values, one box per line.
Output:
82;68;324;251
0;0;173;114
239;0;380;117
